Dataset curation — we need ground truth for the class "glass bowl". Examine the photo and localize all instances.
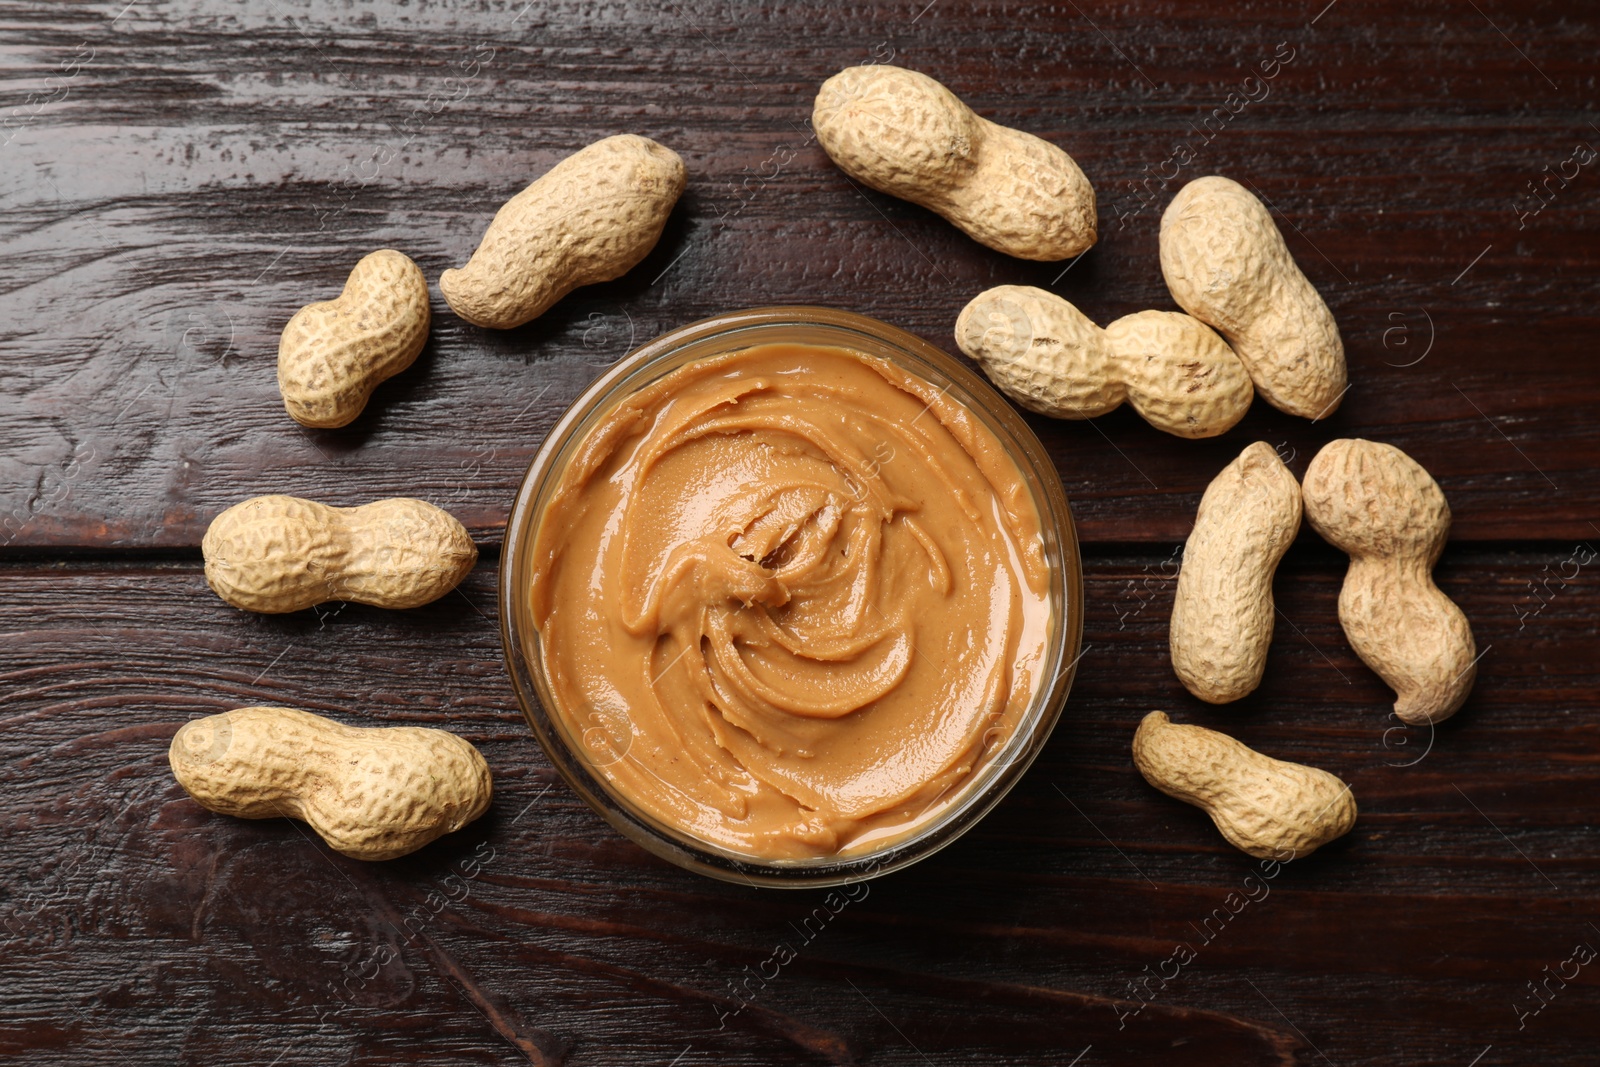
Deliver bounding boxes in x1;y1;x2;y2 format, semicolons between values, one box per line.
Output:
499;306;1083;887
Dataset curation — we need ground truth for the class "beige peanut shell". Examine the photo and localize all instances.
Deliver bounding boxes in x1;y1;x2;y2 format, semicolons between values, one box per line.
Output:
955;285;1252;438
1132;711;1357;859
1160;176;1347;419
813;65;1096;261
440;134;686;329
170;706;492;861
1170;442;1302;702
277;249;431;429
203;495;477;613
1302;439;1477;725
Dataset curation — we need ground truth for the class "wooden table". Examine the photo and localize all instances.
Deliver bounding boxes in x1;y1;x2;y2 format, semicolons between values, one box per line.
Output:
3;1;1596;1063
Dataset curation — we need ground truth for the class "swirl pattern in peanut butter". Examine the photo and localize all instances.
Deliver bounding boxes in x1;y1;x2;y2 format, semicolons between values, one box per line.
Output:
529;344;1051;859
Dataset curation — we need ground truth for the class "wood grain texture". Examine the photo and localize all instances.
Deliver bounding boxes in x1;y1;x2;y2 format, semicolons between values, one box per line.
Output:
1;0;1596;548
2;551;1597;1065
3;1;1598;1064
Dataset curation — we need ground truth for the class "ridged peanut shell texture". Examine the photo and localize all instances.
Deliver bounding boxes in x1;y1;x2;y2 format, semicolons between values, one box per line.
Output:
1133;711;1357;859
1160;176;1347;419
955;285;1252;438
277;249;430;429
440;134;686;329
813;65;1096;260
1170;442;1302;702
170;707;492;861
203;495;477;613
1302;439;1477;725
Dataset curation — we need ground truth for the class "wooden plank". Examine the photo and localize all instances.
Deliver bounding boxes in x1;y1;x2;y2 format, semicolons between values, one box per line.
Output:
2;550;1596;1063
2;0;1597;549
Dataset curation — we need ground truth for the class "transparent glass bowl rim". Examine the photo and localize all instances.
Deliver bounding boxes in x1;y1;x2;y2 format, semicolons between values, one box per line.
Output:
498;305;1084;888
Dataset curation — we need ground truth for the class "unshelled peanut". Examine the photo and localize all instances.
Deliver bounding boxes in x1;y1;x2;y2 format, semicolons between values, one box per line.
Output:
277;249;430;429
440;134;686;329
202;495;476;613
1132;711;1357;859
955;285;1252;438
1302;439;1477;725
1160;176;1346;419
1170;442;1302;702
813;65;1096;261
170;706;492;861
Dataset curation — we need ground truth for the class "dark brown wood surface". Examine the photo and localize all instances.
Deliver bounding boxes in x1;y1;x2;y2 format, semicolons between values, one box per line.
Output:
2;0;1597;1063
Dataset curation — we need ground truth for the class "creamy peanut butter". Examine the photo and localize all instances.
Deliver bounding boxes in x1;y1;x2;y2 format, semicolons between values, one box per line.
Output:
528;343;1051;860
